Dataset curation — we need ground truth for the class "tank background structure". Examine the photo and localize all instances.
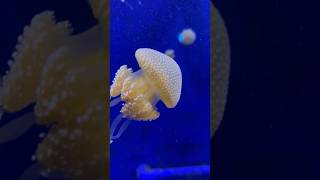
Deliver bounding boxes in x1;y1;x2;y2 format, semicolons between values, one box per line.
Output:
211;2;231;137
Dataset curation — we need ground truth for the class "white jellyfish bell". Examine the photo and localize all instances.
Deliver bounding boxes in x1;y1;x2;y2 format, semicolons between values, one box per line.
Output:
109;48;182;144
178;28;196;45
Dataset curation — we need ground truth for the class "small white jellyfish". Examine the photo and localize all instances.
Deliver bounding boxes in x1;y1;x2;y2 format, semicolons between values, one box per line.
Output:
110;48;182;143
178;28;196;45
164;49;175;59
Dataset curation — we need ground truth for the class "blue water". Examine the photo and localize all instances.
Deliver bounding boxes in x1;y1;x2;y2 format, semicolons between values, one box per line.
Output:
111;0;210;179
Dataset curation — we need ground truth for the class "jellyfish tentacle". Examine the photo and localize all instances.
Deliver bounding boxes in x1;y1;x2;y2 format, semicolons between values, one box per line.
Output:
19;163;65;180
110;97;122;107
40;168;65;179
0;112;35;144
110;114;122;136
110;114;131;143
18;163;42;180
111;118;130;140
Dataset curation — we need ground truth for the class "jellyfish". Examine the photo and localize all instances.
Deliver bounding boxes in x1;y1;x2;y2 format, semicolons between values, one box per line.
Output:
178;28;196;45
164;49;175;59
110;48;182;143
0;0;110;179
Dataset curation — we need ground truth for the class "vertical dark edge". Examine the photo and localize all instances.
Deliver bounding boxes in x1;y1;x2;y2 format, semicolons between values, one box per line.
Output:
210;1;214;178
211;1;232;178
106;0;111;179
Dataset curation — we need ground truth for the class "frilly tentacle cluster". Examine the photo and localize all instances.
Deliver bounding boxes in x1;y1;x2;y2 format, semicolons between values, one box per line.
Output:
121;94;160;120
110;65;160;121
0;1;109;179
110;65;132;97
1;11;72;112
33;25;108;180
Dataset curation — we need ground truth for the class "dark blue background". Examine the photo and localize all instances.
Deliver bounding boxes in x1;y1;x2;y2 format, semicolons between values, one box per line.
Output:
212;0;320;179
111;0;210;179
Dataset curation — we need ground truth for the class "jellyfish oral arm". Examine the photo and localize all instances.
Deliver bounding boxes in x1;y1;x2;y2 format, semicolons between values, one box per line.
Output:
110;114;131;144
120;69;160;120
110;96;122;107
110;65;132;98
0;112;35;144
110;65;160;121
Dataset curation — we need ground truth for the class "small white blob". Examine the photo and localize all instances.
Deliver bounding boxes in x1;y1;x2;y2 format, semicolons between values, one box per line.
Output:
178;28;196;45
31;155;36;161
164;49;175;59
39;132;46;138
